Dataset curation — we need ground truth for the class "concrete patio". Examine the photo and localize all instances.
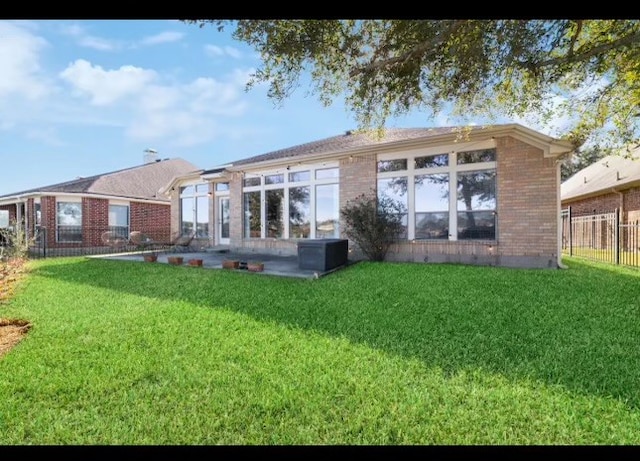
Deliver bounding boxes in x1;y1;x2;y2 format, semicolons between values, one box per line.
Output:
92;247;353;279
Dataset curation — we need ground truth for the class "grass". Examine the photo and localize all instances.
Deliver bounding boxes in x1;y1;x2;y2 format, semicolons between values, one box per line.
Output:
1;255;640;444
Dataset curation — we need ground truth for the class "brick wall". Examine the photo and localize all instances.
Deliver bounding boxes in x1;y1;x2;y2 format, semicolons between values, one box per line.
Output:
82;197;109;246
562;186;640;223
492;136;559;267
130;201;171;243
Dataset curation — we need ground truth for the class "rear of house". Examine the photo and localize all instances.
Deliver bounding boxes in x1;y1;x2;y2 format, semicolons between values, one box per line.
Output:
166;123;573;269
0;155;198;256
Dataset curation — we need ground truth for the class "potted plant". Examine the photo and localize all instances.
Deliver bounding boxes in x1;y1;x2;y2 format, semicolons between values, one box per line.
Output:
188;258;203;267
247;261;264;272
143;253;158;263
222;259;240;270
167;256;184;265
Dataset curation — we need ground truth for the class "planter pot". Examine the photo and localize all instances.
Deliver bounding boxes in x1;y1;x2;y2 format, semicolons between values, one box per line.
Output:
247;262;265;272
143;254;158;263
188;258;203;267
167;256;184;266
222;259;240;270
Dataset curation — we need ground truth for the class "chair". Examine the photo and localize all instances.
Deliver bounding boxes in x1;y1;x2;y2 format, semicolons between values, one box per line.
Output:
129;231;159;252
101;230;128;250
167;232;196;253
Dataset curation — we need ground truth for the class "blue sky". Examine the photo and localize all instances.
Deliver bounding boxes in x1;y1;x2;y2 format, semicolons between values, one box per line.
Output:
0;19;561;197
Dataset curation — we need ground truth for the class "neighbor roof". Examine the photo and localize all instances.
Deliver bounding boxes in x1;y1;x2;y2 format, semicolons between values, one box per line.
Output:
0;158;199;201
562;146;640;202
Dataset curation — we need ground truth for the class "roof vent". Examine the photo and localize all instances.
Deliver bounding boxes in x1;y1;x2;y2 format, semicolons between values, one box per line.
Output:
143;148;158;164
345;130;353;136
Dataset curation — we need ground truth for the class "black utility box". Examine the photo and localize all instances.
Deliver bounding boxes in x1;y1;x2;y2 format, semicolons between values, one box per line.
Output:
297;239;348;271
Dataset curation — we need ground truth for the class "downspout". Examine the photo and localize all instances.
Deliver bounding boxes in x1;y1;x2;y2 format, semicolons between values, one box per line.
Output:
556;159;568;269
612;187;624;223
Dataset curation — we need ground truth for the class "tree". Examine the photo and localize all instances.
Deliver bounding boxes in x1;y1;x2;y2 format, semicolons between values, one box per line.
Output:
184;20;640;152
340;190;406;261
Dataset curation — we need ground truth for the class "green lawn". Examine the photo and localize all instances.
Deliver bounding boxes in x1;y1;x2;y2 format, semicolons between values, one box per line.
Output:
1;256;639;445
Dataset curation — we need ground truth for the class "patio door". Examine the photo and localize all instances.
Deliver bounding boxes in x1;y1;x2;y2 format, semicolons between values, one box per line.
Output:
218;196;230;245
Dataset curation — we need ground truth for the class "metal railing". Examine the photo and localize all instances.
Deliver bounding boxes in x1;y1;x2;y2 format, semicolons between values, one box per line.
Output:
561;207;640;268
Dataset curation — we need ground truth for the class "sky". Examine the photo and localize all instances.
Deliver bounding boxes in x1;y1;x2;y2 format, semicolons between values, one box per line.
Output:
0;19;561;197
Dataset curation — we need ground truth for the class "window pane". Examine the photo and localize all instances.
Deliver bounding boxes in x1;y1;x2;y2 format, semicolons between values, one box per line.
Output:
265;174;284;185
180;185;195;196
415;212;449;239
288;171;310;182
289;186;310;238
57;202;82;226
456;171;496;211
109;205;129;239
377;177;408;239
244;191;261;238
181;197;194;235
377;159;407;173
458;211;496;239
415;154;449;169
195;184;208;194
415;174;449;212
315;168;339;179
56;202;82;242
457;148;496;164
215;182;229;191
243;177;261;187
266;189;284;238
316;184;339;238
196;196;209;238
109;205;128;227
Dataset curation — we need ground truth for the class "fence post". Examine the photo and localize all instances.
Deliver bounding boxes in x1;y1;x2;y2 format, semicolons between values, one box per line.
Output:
615;208;620;265
568;206;573;257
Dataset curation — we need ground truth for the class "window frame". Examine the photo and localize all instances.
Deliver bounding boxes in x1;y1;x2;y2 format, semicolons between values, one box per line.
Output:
376;140;497;241
242;163;339;239
179;181;210;238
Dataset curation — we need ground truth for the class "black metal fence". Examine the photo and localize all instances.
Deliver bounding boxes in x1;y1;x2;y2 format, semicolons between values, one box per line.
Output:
27;225;172;259
561;207;640;267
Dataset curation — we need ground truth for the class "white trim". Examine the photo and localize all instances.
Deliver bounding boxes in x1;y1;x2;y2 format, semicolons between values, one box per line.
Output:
0;192;169;207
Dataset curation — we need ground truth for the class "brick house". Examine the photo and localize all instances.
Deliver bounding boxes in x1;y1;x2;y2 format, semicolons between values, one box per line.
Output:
0;156;198;254
561;146;640;222
163;123;573;268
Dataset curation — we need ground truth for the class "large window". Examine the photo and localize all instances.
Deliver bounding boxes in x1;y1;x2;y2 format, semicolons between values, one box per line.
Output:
377;144;497;241
242;165;339;239
180;183;209;237
57;201;82;242
109;204;129;239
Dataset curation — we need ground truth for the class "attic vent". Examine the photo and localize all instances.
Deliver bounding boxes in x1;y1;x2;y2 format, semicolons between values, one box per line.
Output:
345;130;353;136
584;176;587;184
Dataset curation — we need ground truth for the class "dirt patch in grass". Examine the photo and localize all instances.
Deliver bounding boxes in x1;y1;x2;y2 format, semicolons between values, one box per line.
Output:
0;258;31;358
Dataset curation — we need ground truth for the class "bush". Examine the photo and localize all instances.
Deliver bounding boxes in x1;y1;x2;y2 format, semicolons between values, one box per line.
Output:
0;221;32;261
340;190;406;261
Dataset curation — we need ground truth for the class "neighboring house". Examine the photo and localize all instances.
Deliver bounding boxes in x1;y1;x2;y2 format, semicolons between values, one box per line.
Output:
163;123;573;268
561;146;640;222
0;154;198;255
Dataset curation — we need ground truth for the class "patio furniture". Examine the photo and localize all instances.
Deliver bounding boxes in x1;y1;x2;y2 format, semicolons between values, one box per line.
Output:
101;230;129;250
167;232;196;253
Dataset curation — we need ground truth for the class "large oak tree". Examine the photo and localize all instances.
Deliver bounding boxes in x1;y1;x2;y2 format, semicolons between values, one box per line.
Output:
185;19;640;153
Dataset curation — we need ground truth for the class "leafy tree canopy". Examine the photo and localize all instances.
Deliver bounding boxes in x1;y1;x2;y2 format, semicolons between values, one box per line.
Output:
184;19;640;152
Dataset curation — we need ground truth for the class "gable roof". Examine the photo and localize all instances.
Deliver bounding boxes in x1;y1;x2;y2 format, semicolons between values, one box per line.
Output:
561;146;640;202
227;123;573;171
0;158;199;202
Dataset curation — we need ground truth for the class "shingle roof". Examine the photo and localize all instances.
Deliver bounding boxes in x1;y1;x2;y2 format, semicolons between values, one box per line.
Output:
0;158;199;201
561;146;640;201
230;126;492;167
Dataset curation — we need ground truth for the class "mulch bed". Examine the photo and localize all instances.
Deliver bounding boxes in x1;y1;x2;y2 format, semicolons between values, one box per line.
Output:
0;258;31;357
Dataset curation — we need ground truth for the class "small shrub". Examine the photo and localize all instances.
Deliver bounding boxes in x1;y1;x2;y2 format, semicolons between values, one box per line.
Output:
340;189;406;261
0;221;33;262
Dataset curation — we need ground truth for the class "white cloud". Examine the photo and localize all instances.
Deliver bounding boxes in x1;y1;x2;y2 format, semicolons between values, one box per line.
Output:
0;21;50;100
204;44;242;59
60;59;157;106
140;31;184;46
60;22;119;51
